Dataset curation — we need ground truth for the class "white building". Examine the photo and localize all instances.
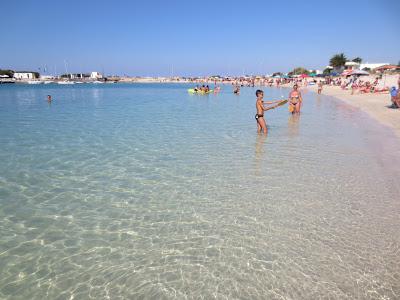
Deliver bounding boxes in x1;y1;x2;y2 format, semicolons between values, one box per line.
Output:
90;72;103;79
40;75;55;80
13;72;37;79
360;63;389;70
327;62;389;73
344;61;360;70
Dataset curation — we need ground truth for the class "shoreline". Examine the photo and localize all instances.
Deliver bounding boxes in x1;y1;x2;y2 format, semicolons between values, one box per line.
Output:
303;84;400;138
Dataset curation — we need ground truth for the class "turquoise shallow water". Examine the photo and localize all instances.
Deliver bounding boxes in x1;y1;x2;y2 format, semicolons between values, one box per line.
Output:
0;83;400;299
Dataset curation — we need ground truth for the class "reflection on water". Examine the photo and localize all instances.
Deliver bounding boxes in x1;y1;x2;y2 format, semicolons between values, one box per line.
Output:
287;113;300;137
254;133;267;176
315;94;322;108
0;84;400;299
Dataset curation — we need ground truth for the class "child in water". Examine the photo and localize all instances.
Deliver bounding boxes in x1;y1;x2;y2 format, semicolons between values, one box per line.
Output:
255;90;283;134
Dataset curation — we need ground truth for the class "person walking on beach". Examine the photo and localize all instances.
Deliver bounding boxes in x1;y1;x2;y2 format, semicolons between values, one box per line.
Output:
289;84;302;114
390;87;399;109
317;81;323;94
255;90;283;134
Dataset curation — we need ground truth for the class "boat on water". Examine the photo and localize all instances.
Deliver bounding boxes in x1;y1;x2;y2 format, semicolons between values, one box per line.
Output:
0;79;15;84
27;80;43;85
58;81;75;85
92;80;104;84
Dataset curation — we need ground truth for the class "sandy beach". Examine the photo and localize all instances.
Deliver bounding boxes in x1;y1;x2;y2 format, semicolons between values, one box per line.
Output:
303;75;400;138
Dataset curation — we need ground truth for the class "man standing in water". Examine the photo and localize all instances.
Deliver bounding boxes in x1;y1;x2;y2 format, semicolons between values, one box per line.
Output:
255;90;283;134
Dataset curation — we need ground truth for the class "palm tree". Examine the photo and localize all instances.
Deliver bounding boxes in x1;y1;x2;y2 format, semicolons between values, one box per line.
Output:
292;67;309;75
329;53;347;67
352;57;362;64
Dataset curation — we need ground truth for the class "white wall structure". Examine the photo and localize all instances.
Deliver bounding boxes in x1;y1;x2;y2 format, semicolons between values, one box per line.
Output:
13;72;37;79
345;62;360;70
360;63;389;70
90;72;103;79
40;75;55;80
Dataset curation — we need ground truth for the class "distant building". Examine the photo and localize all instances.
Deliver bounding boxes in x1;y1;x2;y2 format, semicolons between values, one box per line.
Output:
40;75;55;80
13;72;38;80
360;63;389;70
329;62;390;73
344;61;360;70
72;73;90;79
90;72;103;79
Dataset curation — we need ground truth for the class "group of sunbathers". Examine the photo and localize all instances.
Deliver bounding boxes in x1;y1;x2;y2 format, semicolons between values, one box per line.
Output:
325;76;389;94
350;80;389;94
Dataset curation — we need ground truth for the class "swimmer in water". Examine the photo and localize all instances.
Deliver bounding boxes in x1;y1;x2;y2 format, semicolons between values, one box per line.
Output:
288;84;302;113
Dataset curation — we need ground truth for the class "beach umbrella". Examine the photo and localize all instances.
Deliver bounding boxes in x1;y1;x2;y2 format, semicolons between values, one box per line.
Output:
374;65;400;72
309;73;316;77
299;74;309;78
341;70;353;76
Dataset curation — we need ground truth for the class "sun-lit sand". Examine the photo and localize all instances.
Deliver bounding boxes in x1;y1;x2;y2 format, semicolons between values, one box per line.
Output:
305;75;400;138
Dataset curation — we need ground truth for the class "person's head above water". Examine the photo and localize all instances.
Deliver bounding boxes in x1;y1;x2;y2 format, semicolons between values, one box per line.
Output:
256;90;263;98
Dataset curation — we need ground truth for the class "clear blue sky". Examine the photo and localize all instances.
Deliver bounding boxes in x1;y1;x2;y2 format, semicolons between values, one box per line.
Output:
1;0;399;76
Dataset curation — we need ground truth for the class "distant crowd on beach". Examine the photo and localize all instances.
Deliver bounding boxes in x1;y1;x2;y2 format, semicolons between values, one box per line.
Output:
222;74;400;109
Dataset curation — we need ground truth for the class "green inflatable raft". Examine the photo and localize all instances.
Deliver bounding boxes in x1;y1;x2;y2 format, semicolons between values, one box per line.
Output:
188;89;213;94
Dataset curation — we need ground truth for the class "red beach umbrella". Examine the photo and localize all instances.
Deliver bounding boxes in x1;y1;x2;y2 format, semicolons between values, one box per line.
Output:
341;70;353;76
374;65;399;72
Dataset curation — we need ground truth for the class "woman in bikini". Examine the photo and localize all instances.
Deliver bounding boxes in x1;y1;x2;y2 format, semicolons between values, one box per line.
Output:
289;84;302;114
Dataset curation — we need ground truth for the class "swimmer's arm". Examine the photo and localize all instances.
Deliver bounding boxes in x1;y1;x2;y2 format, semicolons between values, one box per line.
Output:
264;100;282;105
263;105;274;111
263;103;280;111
